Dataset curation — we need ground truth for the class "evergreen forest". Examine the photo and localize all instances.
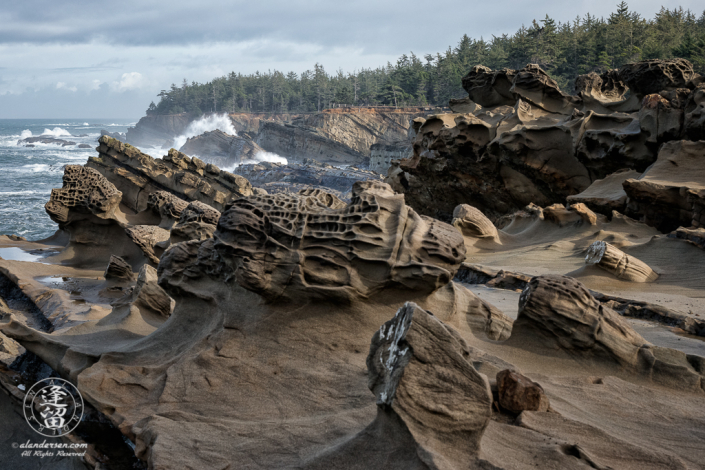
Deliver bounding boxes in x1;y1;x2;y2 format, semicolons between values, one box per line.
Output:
147;3;705;116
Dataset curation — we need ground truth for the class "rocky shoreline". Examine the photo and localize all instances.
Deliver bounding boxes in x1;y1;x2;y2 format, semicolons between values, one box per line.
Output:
0;59;704;469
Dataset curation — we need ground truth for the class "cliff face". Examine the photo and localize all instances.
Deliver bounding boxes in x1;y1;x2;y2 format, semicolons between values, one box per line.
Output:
255;121;369;166
229;112;303;135
298;108;425;156
125;114;192;148
126;108;429;168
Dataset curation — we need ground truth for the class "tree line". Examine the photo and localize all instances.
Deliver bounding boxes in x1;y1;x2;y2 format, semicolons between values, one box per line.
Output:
147;3;705;116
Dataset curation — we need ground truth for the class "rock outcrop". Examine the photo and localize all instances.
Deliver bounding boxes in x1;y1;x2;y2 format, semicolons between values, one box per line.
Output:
308;302;494;469
125;113;192;148
387;59;705;228
496;369;550;413
510;275;705;391
585;241;658;282
18;137;77;147
213;181;466;303
177;129;266;167
623;140;705;232
88;136;253;213
255;120;369;166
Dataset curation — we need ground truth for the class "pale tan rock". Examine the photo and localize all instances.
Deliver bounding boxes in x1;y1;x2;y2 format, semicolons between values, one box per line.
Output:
361;302;492;468
215;181;466;303
124;225;171;265
585;241;658;282
452;204;499;240
133;265;175;318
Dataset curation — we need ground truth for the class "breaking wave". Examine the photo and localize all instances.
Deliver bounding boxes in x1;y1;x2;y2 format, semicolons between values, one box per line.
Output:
40;127;72;137
173;114;237;150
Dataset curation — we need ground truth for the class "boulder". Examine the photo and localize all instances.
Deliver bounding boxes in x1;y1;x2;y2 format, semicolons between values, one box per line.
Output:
132;265;175;318
452;204;499;241
512;275;705;392
361;302;493;468
585;241;658;282
104;255;135;281
496;369;550;413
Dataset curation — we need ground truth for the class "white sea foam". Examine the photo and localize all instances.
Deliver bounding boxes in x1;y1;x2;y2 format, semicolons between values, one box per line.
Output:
40;127;72;137
173;114;237;150
20;130;32;139
222;151;288;171
0;190;52;196
22;164;50;172
248;151;287;165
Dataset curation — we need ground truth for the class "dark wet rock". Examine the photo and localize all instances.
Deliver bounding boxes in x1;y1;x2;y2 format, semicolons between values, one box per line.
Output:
18;137;76;147
178;129;265;167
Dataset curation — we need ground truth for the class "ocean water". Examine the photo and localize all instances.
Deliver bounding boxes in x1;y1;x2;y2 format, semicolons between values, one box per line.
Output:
0;119;135;241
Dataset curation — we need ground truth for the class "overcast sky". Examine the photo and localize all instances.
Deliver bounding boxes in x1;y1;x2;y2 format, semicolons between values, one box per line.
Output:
1;0;701;119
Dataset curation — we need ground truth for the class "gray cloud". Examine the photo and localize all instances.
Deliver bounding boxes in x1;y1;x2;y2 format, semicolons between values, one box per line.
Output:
2;0;702;118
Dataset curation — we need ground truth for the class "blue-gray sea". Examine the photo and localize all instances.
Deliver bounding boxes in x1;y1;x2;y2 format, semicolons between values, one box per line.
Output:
0;119;135;241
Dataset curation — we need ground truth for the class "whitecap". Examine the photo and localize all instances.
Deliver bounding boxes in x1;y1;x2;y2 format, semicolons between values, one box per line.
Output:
0;190;52;196
40;127;72;137
173;114;238;150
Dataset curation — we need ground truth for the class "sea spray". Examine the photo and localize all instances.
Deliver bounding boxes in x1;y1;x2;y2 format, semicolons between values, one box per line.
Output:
222;151;288;171
173;114;238;149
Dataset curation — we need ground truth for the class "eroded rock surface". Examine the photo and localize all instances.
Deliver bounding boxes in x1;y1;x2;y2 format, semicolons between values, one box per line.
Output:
214;181;466;302
318;301;494;470
89;136;252;213
387;59;704;229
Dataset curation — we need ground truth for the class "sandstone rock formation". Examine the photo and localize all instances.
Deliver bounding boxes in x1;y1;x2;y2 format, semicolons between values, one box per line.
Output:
311;302;494;469
510;275;705;391
618;58;696;97
585;241;658;282
623;139;705;232
496;369;550;413
104;255;135;281
387;59;705;229
89;136;252;213
452;204;499;242
214;181;466;302
566;168;640;216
